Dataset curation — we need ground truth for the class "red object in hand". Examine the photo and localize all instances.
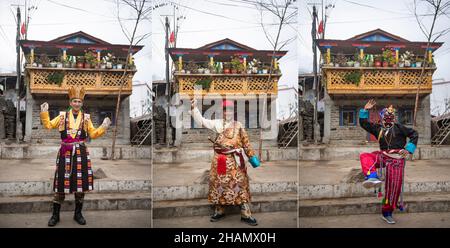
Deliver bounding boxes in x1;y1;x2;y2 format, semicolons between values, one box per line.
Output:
217;155;227;175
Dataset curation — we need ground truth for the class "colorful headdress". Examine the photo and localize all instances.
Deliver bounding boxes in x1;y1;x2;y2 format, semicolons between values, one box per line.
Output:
379;105;396;128
68;86;86;100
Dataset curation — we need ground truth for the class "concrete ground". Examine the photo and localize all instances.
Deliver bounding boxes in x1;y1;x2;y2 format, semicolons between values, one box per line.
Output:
0;210;151;228
154;211;297;228
154;160;297;187
0;159;151;182
300;212;450;228
299;159;450;185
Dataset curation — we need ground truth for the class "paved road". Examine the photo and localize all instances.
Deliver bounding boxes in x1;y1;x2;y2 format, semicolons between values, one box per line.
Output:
300;212;450;228
154;211;297;228
0;210;151;228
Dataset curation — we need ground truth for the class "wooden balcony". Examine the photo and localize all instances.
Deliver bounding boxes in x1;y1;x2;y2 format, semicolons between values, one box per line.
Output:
27;67;136;95
174;73;280;98
322;67;435;95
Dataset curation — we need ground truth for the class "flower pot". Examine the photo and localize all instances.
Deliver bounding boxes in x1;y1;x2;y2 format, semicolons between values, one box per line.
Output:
117;64;123;69
100;64;106;69
106;62;113;69
84;63;91;69
50;62;57;68
32;63;37;67
334;64;340;68
262;69;268;74
416;62;422;67
374;61;381;67
38;64;43;68
411;63;416;68
76;62;84;68
231;69;237;74
57;63;63;68
382;61;389;67
223;68;230;74
399;63;404;68
354;62;360;67
405;61;411;67
180;69;186;74
205;69;210;74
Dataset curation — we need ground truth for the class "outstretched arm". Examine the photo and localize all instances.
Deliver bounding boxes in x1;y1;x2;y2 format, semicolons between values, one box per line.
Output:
359;99;380;137
191;99;220;133
87;117;110;139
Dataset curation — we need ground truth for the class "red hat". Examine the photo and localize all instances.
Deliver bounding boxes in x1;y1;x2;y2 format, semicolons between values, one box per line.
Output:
222;100;234;107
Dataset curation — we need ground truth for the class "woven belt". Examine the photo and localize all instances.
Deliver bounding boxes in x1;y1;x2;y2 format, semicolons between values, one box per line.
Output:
61;141;85;146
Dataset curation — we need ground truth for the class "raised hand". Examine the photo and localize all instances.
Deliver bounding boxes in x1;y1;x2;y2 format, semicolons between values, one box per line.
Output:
40;102;49;112
191;99;197;110
364;99;376;110
102;117;111;129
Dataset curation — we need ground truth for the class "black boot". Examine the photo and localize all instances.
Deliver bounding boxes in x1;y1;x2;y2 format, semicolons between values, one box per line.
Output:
210;213;226;222
241;216;258;226
73;202;86;225
48;203;61;227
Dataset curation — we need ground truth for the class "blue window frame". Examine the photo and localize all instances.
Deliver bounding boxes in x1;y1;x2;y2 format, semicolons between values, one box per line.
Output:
340;107;357;126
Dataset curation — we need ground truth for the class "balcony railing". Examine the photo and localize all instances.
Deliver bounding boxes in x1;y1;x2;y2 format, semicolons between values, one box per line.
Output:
27;67;136;95
174;73;280;97
322;66;435;95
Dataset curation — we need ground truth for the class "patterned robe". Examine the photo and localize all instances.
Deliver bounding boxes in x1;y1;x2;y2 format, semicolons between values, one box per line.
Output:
40;110;106;193
191;107;256;205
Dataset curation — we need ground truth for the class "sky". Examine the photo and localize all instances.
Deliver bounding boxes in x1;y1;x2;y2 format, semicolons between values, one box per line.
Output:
298;0;450;115
152;0;299;120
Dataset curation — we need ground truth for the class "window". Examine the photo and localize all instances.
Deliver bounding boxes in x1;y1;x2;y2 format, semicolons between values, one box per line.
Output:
99;110;115;126
399;108;413;125
340;108;356;126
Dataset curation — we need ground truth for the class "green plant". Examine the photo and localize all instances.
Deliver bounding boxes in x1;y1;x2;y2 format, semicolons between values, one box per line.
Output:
39;54;50;66
334;53;347;66
84;50;97;65
185;61;198;73
344;71;362;86
47;72;64;86
194;78;212;91
382;49;394;63
230;56;244;72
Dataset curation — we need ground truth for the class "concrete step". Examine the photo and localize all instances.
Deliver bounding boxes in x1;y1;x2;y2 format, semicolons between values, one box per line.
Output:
153;147;297;163
153;192;296;219
0;144;151;159
299;145;450;161
154;181;297;201
0;179;151;197
299;192;450;217
0;192;151;214
154;211;297;228
299;181;450;200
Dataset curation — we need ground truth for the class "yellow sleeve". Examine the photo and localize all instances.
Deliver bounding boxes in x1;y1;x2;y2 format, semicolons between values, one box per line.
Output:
240;125;256;158
40;111;60;129
87;118;106;139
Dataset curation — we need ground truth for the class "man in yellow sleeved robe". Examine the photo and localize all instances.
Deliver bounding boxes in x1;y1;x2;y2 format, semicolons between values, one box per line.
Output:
40;86;111;227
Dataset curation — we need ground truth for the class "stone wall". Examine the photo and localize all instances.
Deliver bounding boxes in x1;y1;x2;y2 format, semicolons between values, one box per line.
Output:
28;95;131;145
324;95;431;145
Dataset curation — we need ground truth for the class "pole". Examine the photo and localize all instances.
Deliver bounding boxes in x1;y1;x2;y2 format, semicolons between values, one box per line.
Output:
311;5;319;144
15;7;21;143
165;16;171;147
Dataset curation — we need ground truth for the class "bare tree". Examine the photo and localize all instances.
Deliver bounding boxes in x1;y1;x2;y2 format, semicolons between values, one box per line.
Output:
110;0;151;160
412;0;450;128
253;0;298;158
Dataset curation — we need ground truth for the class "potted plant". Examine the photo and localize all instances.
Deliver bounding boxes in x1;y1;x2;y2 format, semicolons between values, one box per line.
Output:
353;53;361;67
382;49;393;67
416;57;423;67
230;56;244;74
374;55;382;67
185;61;198;74
400;51;413;67
334;53;347;67
76;56;85;68
223;62;231;74
194;78;213;91
344;71;362;86
84;50;96;69
47;72;65;86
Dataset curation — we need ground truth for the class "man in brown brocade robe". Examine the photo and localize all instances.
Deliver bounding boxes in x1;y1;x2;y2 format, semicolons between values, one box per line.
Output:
191;99;261;226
